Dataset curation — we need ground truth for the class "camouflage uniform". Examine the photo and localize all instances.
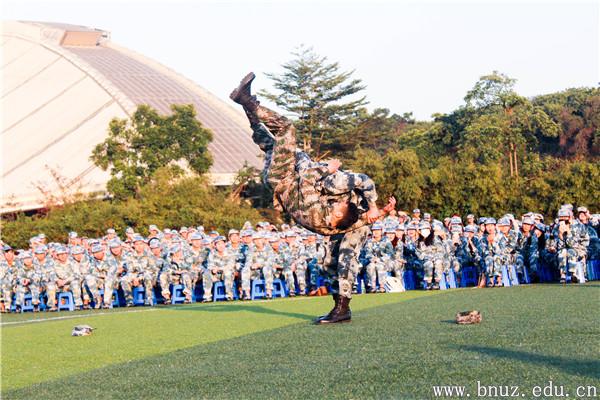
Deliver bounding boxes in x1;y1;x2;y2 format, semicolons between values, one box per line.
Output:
112;253;135;305
286;239;307;294
16;259;42;308
242;243;275;297
0;256;16;310
416;237;446;285
250;105;378;299
159;253;193;301
305;240;326;292
391;240;406;278
127;251;157;305
203;247;236;301
551;221;590;276
479;232;508;279
88;255;119;308
71;251;93;305
363;235;394;292
34;254;57;309
270;240;293;293
53;258;83;307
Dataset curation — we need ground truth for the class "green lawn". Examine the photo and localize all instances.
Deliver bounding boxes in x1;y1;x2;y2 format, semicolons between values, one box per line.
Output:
2;284;599;399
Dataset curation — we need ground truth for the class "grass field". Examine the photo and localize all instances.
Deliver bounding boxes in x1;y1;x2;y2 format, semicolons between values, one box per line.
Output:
1;283;599;399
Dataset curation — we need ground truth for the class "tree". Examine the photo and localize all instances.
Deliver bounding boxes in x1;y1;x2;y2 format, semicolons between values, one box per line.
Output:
260;46;367;157
91;104;213;199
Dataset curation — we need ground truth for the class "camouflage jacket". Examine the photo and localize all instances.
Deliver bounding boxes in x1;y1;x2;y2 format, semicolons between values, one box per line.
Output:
275;158;378;236
206;249;236;272
245;246;275;270
363;237;394;264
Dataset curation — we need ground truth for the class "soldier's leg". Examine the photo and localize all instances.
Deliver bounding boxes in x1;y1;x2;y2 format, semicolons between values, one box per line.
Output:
46;283;57;309
143;273;156;305
365;261;377;291
296;261;308;294
223;269;234;300
85;275;102;307
70;282;83;307
423;260;434;285
377;261;389;291
103;278;115;307
557;249;568;276
263;266;274;296
16;285;25;307
566;249;578;275
120;276;134;305
159;272;171;301
283;268;296;296
1;283;12;310
241;267;252;299
202;269;215;301
181;273;193;301
335;226;370;299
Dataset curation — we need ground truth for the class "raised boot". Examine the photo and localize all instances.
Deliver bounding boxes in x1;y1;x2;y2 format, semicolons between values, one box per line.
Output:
318;296;352;324
230;72;259;111
313;293;339;324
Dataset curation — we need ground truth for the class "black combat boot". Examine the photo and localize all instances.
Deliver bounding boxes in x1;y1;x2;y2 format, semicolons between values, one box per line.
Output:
229;72;259;112
313;293;339;324
317;296;352;324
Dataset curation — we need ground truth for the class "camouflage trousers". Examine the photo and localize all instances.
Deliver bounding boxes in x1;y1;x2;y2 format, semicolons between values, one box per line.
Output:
241;266;274;296
159;271;192;300
307;258;324;290
323;226;370;298
483;255;504;278
557;249;586;275
515;252;538;274
1;282;13;308
423;257;444;283
16;284;41;307
85;275;117;307
390;259;405;279
121;273;156;304
366;259;389;291
280;267;297;294
46;281;83;307
202;268;234;301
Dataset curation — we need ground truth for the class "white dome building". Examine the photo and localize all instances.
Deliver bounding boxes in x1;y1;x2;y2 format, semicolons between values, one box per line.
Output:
1;20;261;213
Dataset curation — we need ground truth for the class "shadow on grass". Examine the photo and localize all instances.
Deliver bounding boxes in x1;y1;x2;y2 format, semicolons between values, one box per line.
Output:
453;345;600;380
170;302;317;321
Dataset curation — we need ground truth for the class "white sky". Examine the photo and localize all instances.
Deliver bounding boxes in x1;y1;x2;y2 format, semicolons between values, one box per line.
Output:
2;0;598;120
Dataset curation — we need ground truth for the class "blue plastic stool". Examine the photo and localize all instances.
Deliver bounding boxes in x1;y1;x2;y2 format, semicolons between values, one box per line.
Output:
461;266;478;287
355;274;367;294
272;279;286;298
251;279;266;300
447;269;457;288
97;289;121;308
133;286;156;305
57;292;75;311
20;294;34;312
212;282;228;302
403;270;416;290
501;265;512;287
171;284;187;304
508;265;520;286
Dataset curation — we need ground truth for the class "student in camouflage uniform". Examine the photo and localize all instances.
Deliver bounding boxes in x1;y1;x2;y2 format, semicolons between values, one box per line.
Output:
108;241;134;306
70;245;93;309
479;218;508;287
52;246;83;310
304;232;326;295
242;233;276;299
363;223;394;293
88;244;119;309
15;252;42;312
33;246;57;310
188;232;209;294
231;72;392;323
202;236;236;301
415;222;445;290
126;236;156;306
283;231;305;296
160;245;193;303
0;246;17;312
268;235;292;293
550;209;590;282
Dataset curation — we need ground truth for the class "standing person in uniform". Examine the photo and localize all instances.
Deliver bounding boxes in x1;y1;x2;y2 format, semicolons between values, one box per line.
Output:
230;73;394;323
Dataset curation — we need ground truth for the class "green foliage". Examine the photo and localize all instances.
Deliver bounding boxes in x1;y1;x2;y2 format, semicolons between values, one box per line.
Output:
91;104;213;199
259;46;367;157
1;168;261;249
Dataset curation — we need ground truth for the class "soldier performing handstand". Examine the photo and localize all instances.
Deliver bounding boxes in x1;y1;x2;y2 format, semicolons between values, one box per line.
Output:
230;73;395;324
